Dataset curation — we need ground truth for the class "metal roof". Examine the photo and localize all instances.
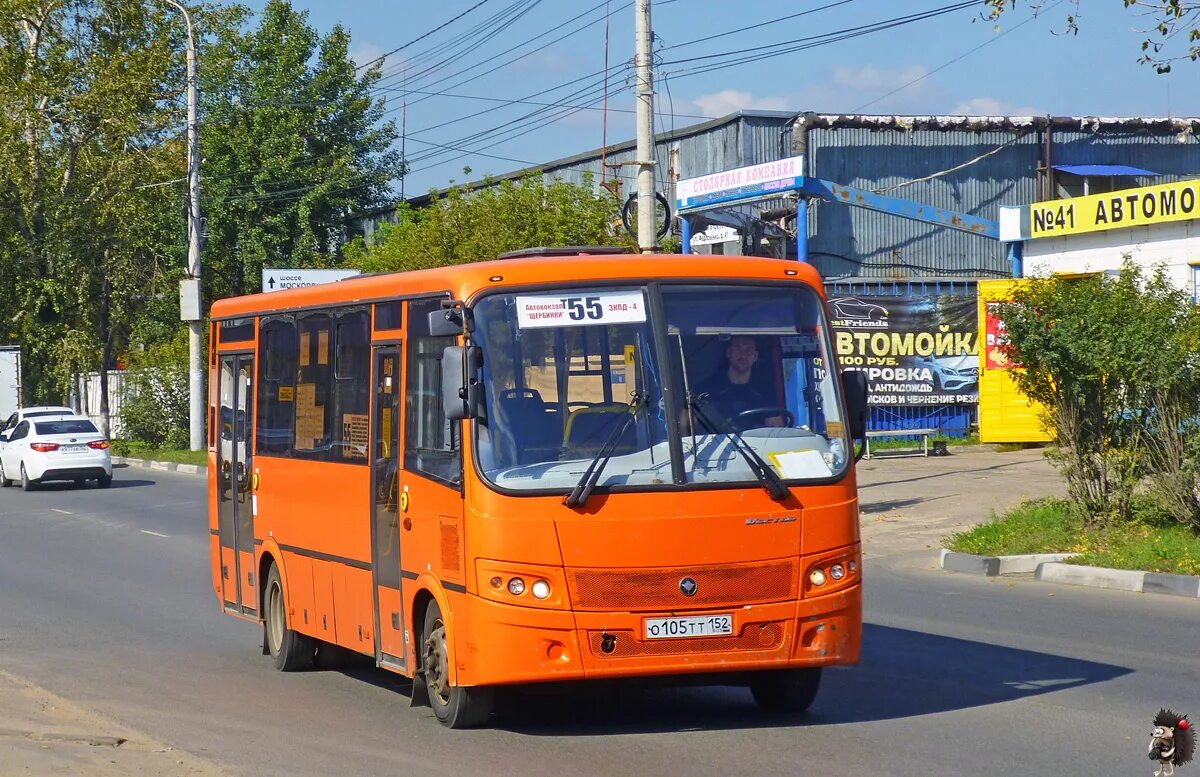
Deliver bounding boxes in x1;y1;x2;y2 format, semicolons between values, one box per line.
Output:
1052;163;1158;176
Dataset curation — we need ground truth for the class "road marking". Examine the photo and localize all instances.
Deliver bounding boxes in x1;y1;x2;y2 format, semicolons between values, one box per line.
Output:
50;509;72;515
140;530;169;538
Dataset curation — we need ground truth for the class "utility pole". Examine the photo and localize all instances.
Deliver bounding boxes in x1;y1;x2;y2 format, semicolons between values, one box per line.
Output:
165;0;205;451
634;0;656;254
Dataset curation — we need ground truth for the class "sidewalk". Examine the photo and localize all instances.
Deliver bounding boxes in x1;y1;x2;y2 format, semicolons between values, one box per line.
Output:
855;446;1063;560
0;670;224;776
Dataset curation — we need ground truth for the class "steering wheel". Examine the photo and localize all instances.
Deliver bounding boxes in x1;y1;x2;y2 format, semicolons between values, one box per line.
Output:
736;406;795;428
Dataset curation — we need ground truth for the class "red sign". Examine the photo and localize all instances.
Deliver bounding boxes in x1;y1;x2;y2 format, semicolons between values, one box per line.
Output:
984;303;1017;370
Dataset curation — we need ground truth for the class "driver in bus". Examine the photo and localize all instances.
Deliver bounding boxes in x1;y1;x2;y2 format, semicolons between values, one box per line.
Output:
692;335;783;430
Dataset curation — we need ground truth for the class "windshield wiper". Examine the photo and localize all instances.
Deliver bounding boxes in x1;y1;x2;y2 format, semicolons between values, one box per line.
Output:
687;393;790;502
563;392;646;508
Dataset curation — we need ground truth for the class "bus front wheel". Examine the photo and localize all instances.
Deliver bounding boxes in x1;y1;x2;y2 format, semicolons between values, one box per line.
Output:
420;601;494;728
750;667;822;713
264;563;314;672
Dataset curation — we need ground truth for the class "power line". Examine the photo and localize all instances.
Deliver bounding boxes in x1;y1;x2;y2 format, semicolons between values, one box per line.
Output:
851;0;1065;112
373;0;628;108
662;0;859;51
354;0;495;72
660;1;977;69
373;0;544;95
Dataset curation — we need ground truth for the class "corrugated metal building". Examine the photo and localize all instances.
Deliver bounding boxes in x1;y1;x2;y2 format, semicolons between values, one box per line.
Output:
353;111;1200;438
358;111;1200;280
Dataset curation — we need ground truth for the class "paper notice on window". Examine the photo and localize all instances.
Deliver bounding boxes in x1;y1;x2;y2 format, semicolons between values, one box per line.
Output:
299;332;311;367
318;330;330;365
342;413;369;459
278;385;295;402
515;291;647;329
293;383;319;450
766;449;833;479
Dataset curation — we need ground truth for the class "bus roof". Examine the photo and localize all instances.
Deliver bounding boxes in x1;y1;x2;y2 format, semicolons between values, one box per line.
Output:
209;252;825;320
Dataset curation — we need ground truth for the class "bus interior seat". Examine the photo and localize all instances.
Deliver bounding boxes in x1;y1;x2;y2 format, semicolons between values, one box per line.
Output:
496;388;561;463
563;403;636;457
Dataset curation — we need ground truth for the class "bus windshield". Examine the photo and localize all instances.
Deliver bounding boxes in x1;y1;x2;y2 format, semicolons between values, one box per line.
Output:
473;283;848;493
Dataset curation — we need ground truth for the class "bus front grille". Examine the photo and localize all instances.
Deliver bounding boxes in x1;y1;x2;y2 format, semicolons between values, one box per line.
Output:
568;560;797;611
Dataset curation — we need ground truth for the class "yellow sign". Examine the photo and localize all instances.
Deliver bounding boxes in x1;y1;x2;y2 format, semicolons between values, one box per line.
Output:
1029;178;1200;239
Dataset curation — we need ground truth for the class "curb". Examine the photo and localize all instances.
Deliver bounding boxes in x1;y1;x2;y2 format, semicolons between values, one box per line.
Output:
939;548;1077;576
111;456;206;476
939;548;1200;599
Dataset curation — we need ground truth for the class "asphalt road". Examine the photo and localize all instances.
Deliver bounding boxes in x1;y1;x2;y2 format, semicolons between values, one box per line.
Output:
0;463;1196;776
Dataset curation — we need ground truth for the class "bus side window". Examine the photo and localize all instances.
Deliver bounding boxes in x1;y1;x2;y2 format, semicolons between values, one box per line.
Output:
404;298;461;488
333;309;370;462
257;317;297;455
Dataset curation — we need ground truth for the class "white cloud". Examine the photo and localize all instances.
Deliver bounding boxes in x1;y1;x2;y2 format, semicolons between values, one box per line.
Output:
690;89;791;118
831;64;930;93
949;96;1042;116
350;42;387;70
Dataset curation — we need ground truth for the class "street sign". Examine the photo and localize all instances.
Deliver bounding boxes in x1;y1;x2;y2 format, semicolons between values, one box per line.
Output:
689;225;739;246
261;268;360;293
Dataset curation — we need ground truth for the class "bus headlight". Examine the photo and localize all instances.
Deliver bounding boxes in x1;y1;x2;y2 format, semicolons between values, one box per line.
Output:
476;559;569;609
809;568;827;587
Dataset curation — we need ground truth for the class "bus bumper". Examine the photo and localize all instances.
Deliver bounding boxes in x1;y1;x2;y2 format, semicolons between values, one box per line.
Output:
455;583;860;687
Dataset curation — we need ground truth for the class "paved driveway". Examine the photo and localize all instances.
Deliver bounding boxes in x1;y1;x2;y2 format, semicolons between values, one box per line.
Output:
855;446;1063;560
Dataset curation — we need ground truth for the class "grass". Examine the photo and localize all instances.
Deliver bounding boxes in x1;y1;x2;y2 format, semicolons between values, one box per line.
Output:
945;497;1200;576
115;441;208;468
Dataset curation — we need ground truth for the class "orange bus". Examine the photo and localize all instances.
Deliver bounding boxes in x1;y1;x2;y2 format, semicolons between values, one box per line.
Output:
207;247;868;728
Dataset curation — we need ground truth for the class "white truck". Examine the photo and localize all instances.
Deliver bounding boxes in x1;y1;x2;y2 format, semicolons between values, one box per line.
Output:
0;347;21;419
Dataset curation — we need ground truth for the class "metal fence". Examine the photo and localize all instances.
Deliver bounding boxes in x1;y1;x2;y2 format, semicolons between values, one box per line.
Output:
825;278;978;439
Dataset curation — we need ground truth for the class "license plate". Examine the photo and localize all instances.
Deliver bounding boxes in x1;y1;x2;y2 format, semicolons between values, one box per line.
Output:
60;445;86;453
644;614;734;640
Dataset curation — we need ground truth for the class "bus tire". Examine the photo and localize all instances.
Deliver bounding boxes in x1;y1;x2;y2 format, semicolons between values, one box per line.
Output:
749;667;822;714
264;563;314;672
421;601;493;728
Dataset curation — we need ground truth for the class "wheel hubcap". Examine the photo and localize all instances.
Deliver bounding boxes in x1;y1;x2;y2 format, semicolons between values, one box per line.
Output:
268;581;284;655
422;619;451;705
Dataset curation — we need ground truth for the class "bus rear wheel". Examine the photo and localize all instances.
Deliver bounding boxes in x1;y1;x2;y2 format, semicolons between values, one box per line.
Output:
749;667;822;713
420;601;493;728
264;563;314;672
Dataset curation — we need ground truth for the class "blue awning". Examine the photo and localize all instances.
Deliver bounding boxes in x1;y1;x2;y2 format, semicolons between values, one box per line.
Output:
1053;164;1158;177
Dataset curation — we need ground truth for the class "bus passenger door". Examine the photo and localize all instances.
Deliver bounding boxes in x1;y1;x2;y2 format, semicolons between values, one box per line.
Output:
371;345;406;668
216;353;257;616
400;299;468;652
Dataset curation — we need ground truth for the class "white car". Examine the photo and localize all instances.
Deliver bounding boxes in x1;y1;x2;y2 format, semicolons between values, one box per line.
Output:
0;405;76;433
0;415;112;490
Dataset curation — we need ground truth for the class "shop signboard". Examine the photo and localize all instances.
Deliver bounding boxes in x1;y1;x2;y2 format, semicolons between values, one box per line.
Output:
829;295;979;406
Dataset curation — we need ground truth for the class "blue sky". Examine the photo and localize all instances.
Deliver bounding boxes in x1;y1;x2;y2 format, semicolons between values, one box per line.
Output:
244;1;1200;194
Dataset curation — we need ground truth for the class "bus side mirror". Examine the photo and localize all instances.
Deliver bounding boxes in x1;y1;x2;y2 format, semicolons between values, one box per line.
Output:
442;345;483;421
428;302;471;337
841;369;868;439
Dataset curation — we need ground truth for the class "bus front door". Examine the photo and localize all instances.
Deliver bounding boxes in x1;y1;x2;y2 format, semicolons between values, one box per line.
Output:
216;353;257;616
371;346;406;668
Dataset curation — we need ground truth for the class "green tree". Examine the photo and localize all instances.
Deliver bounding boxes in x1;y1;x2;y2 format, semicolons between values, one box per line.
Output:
0;0;189;411
344;174;631;272
996;262;1200;524
200;0;402;302
984;1;1199;72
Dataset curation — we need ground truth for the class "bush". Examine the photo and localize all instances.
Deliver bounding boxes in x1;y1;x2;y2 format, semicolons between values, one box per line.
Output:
119;329;190;447
997;261;1200;528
